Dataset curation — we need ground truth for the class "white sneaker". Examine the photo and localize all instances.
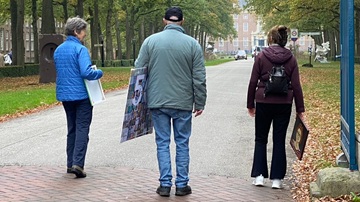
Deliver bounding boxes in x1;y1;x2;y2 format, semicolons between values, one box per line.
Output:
252;175;264;186
272;179;282;189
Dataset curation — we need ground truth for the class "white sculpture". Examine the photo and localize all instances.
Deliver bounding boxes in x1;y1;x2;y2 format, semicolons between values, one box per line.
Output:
314;41;330;63
4;54;12;65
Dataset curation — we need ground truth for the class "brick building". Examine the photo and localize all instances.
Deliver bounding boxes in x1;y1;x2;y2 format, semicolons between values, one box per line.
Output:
213;10;261;55
0;19;64;63
213;0;316;56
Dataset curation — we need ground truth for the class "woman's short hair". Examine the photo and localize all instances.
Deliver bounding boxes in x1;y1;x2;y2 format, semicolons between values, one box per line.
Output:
267;25;288;47
64;17;87;36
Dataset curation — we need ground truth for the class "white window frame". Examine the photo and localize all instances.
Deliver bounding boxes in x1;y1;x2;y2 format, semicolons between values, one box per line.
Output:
234;23;238;31
243;37;249;47
243;22;248;32
233;38;239;46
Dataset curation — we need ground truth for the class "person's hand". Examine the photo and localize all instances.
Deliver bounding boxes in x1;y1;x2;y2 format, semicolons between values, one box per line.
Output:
297;112;304;120
193;109;203;117
248;108;256;117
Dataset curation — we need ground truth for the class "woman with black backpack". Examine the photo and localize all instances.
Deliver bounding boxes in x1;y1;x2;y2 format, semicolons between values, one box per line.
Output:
246;25;305;189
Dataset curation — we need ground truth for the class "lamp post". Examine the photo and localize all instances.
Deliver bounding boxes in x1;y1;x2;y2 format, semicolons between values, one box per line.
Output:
99;34;105;67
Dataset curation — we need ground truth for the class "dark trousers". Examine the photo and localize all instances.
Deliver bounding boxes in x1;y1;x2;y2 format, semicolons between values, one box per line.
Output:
62;99;93;168
251;102;292;179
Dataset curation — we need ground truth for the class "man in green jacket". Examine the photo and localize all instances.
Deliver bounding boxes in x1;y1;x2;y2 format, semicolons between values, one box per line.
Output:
135;6;207;197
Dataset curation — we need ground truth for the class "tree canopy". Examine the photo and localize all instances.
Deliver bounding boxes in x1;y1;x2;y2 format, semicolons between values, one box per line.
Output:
244;0;360;57
2;0;240;63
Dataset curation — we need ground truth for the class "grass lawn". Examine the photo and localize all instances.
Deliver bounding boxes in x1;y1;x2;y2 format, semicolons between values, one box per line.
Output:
0;58;232;120
205;57;234;66
0;67;131;119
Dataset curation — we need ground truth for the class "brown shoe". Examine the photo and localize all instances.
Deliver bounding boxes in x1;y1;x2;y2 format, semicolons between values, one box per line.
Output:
70;165;87;178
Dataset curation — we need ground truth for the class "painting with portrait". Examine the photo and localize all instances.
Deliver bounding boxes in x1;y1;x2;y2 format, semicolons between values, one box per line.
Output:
121;67;153;143
290;115;309;160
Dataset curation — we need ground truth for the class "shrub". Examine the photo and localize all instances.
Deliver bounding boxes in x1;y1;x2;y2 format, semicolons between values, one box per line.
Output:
0;64;39;78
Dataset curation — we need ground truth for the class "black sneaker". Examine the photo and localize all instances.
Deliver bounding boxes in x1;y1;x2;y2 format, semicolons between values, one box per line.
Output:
70;165;87;178
156;186;171;197
175;185;192;196
66;167;72;173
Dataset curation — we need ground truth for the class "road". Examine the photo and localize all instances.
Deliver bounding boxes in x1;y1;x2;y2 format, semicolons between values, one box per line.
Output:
0;59;296;201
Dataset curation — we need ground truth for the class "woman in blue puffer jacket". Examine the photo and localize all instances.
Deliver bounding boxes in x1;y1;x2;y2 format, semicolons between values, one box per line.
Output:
54;16;103;178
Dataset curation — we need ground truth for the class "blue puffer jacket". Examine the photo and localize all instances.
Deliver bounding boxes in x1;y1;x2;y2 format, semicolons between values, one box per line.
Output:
54;36;103;101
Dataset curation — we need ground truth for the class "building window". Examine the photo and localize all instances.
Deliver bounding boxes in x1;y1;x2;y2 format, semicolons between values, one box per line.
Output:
219;38;224;47
243;22;248;32
234;23;238;31
243;14;248;19
234;14;238;19
233;38;239;46
31;33;34;51
243;37;249;47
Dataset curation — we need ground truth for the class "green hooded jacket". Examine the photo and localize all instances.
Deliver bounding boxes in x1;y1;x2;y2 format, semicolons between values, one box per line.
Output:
135;24;207;111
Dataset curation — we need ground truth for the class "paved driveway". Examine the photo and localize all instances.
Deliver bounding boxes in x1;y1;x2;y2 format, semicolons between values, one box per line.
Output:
0;59;296;201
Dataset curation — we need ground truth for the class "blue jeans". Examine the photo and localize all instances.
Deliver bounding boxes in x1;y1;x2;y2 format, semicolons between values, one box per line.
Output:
151;108;192;188
62;98;93;168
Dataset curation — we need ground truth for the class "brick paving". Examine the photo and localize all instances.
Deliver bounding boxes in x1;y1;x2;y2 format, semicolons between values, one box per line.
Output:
0;165;292;202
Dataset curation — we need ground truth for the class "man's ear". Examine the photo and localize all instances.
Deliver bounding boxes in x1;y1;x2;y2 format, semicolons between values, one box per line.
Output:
162;18;167;25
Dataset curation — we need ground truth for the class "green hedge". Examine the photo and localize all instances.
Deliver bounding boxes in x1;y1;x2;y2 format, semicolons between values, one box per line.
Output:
0;59;135;78
0;64;39;78
92;59;134;67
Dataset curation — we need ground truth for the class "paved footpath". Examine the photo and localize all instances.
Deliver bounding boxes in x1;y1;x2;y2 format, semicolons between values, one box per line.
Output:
0;60;296;201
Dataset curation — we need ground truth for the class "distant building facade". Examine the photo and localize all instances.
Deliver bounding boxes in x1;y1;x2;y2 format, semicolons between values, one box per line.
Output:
213;0;315;56
0;19;64;63
213;10;260;55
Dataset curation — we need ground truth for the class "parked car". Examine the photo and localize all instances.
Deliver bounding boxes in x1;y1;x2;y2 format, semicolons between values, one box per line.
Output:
252;46;267;58
234;50;247;60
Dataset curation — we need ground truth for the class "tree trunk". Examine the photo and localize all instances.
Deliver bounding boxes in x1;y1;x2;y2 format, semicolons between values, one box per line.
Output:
16;0;25;66
32;0;39;64
203;33;207;51
199;29;204;49
125;7;134;59
327;30;336;61
356;9;360;57
41;0;55;34
313;35;322;48
92;0;100;60
89;7;97;60
188;25;194;38
10;0;17;65
335;30;341;57
140;20;145;44
62;0;68;23
105;0;114;60
194;25;199;40
115;15;122;60
75;0;84;18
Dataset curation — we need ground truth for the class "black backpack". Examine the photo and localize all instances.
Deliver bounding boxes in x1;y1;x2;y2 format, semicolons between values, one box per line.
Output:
264;64;289;97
